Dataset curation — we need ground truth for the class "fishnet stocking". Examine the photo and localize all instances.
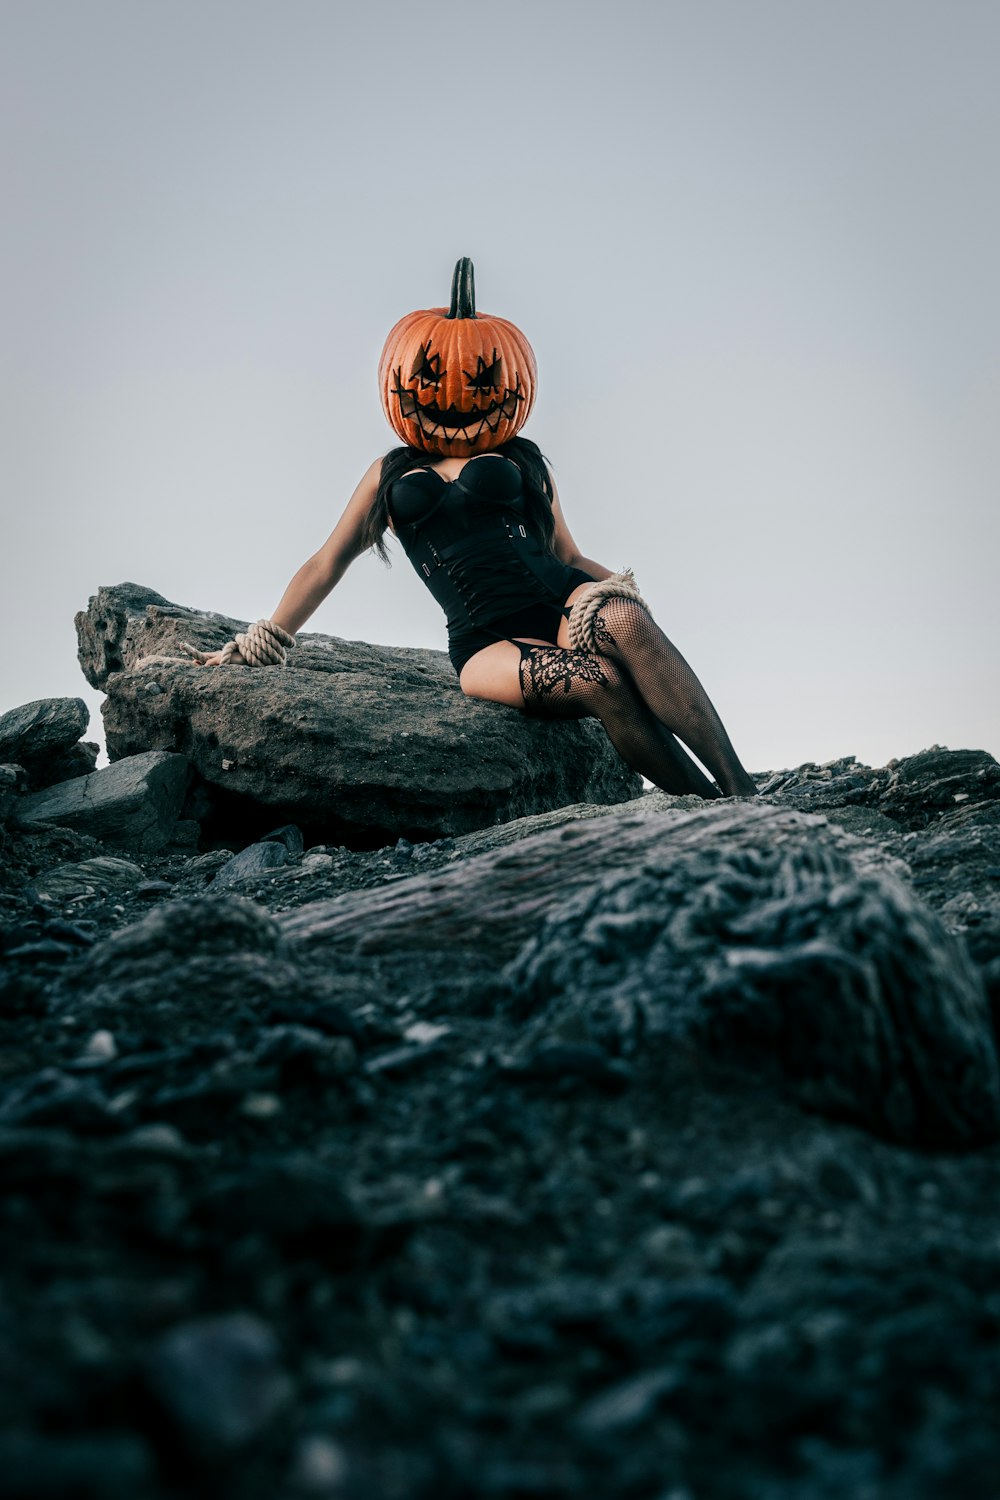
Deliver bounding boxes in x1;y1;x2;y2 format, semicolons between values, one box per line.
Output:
517;645;722;799
590;598;758;797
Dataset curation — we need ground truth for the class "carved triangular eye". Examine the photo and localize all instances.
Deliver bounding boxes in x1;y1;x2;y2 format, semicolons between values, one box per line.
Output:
464;350;503;392
409;341;445;387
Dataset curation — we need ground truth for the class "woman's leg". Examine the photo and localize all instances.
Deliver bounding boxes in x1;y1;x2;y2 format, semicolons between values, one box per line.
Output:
460;639;721;798
574;597;758;798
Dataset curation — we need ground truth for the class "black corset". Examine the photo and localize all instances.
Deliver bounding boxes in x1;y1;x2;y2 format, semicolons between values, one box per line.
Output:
388;452;582;639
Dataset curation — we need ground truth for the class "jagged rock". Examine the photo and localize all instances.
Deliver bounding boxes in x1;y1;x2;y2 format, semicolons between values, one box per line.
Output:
0;698;89;782
74;583;641;846
33;738;100;790
506;824;997;1147
0;763;25;825
762;754;1000;977
763;747;1000;831
879;746;1000;827
260;823;305;855
13;751;189;854
212;840;290;889
282;799;903;969
32;856;146;900
65;896;372;1043
283;801;1000;1146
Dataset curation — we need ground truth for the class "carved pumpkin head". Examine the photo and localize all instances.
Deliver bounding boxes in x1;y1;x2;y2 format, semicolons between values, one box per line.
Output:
378;258;536;454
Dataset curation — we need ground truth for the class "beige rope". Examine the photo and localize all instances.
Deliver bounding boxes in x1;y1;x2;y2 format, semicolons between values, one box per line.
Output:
566;569;650;654
180;618;296;667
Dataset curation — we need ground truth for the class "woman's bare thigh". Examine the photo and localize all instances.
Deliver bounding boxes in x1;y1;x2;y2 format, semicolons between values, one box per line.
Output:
459;638;548;708
458;585;598;708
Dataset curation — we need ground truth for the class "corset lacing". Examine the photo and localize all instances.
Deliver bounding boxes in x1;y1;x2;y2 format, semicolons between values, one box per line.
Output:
434;525;553;628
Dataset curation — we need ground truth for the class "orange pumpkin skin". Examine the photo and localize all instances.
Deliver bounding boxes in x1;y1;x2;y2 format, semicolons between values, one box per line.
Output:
378;259;536;455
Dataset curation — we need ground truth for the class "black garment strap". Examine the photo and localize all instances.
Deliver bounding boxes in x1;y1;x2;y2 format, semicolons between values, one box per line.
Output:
507;603;575;658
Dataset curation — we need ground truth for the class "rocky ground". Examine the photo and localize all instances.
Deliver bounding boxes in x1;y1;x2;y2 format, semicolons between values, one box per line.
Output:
1;597;999;1499
2;760;999;1500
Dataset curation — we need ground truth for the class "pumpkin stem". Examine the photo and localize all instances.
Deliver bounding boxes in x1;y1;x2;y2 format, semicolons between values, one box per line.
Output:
448;258;476;319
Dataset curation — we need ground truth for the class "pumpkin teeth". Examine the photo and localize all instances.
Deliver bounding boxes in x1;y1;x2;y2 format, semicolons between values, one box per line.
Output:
406;391;524;437
393;363;525;445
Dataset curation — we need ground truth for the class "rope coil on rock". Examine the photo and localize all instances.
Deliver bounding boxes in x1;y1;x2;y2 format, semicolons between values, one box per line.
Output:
566;569;650;654
180;618;296;667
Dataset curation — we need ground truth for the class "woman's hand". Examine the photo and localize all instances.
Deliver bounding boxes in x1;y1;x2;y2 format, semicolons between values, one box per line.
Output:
194;647;246;667
182;456;384;671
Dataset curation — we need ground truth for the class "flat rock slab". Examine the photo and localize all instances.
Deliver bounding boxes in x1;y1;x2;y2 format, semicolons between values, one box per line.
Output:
14;750;189;854
213;841;290;889
75;583;642;846
32;857;147;900
0;698;89;782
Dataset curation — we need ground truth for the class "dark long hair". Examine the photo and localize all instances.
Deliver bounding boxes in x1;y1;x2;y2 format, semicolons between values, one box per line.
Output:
361;435;557;564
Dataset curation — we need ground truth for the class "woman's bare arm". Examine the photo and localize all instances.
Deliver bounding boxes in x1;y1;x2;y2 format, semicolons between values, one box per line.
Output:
197;457;384;665
546;465;615;581
269;456;383;634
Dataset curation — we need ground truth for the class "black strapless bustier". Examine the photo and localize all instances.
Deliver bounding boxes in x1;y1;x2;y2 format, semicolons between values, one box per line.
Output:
389;452;525;527
388;455;594;676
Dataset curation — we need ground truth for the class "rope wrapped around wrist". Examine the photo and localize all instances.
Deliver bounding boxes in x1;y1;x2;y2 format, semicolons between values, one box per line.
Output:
566;569;649;654
181;618;296;667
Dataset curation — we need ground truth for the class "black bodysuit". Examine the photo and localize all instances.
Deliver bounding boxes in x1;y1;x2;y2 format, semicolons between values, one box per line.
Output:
388;454;594;676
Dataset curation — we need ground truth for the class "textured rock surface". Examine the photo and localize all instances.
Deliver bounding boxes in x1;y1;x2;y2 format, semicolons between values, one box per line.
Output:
0;697;89;785
282;800;998;1147
75;583;642;846
0;764;25;825
14;750;189;853
2;739;1000;1497
36;738;100;789
31;856;147;900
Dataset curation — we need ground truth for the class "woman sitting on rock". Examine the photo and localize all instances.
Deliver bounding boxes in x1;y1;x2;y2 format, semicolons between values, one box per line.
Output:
195;259;758;800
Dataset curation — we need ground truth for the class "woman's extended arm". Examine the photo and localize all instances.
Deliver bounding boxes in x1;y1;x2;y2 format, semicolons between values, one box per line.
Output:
268;456;383;634
546;466;615;582
197;457;383;666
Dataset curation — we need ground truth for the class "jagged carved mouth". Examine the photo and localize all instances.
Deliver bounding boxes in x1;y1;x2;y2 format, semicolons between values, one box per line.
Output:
391;368;524;445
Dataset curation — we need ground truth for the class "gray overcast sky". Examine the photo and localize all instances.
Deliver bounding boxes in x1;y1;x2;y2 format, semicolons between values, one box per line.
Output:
2;0;997;775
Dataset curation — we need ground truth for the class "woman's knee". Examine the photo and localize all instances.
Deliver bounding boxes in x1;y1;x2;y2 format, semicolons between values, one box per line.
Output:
555;651;627;706
590;655;626;694
595;597;654;651
587;657;637;716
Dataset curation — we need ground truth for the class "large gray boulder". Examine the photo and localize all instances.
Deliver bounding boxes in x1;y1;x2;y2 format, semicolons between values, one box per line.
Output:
0;698;89;786
14;750;189;853
75;584;642;846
